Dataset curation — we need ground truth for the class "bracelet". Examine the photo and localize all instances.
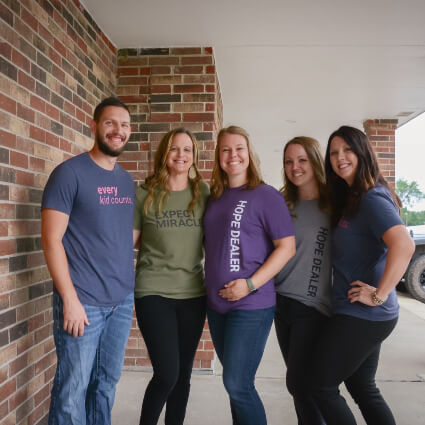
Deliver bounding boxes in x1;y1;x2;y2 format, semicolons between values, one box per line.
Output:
371;290;386;306
245;278;257;293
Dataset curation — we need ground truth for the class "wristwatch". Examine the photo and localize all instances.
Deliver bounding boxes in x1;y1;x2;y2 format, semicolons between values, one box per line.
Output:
246;278;258;294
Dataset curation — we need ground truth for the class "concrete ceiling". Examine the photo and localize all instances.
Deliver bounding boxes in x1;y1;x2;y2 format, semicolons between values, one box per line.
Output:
81;0;425;186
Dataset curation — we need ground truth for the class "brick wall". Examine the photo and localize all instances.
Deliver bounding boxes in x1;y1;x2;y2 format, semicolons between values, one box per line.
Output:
363;119;398;187
116;47;223;370
0;0;117;423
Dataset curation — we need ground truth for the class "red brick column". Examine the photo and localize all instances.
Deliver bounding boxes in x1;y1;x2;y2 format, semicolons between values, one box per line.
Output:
116;47;222;371
363;119;398;188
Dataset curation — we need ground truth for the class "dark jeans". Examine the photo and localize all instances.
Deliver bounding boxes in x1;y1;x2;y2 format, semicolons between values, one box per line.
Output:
135;295;206;425
274;295;328;425
312;314;398;425
207;306;275;425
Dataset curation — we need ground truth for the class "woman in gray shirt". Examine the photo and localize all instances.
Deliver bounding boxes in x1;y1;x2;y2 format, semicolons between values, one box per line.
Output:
274;137;332;425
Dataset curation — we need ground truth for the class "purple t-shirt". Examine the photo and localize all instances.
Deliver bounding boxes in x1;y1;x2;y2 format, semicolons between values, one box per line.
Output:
203;184;294;313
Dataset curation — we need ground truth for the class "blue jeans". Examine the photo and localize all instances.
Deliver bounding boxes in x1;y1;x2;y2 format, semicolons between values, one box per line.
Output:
49;292;134;425
207;306;275;425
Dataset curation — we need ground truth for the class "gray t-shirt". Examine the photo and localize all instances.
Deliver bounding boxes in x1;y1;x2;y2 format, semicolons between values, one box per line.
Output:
275;199;332;316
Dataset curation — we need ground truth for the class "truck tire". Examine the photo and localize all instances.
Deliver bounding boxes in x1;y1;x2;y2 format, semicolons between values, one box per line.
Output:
406;254;425;303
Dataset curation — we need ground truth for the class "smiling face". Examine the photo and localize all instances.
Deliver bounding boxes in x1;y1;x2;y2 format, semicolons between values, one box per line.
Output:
284;143;316;189
165;132;194;176
93;106;131;157
219;133;249;186
329;136;359;186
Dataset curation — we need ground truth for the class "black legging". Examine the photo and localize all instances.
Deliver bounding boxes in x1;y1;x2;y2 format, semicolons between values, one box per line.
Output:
274;295;328;425
312;314;398;425
135;295;206;425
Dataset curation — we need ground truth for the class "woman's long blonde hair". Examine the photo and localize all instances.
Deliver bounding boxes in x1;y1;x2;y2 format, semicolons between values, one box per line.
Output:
281;136;329;214
143;128;203;215
210;126;263;199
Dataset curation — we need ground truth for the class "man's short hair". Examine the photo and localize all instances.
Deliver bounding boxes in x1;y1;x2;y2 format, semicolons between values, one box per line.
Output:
93;97;130;122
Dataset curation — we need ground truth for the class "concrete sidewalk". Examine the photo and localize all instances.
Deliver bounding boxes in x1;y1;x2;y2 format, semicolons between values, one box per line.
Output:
112;293;425;425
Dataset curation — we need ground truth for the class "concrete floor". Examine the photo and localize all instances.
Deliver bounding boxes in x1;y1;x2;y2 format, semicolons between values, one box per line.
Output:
113;293;425;425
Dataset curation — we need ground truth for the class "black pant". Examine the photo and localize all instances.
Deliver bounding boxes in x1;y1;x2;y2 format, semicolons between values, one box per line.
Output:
312;314;398;425
135;295;206;425
274;295;328;425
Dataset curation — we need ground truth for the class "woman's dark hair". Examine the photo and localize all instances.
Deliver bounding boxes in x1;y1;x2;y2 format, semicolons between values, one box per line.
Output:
325;125;401;226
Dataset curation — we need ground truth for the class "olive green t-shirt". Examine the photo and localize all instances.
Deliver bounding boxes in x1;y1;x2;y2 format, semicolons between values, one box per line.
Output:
133;181;209;299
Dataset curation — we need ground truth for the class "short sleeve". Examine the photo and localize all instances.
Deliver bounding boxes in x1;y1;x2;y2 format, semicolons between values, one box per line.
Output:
362;187;403;240
201;180;211;199
258;186;295;241
41;162;77;215
133;186;148;231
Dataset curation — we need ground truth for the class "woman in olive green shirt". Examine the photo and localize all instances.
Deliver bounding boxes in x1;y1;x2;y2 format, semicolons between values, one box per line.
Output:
133;128;209;425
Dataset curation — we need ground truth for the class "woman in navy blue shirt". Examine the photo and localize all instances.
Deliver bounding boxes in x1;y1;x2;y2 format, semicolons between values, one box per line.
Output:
312;126;415;425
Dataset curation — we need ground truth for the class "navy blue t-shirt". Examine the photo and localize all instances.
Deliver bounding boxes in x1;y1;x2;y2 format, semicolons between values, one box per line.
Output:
332;186;403;321
42;153;135;306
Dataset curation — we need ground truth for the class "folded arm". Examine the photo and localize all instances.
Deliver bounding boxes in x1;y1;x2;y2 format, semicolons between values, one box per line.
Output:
219;235;296;301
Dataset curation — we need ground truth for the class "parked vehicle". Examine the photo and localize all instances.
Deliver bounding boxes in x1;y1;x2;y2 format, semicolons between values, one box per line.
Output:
404;225;425;303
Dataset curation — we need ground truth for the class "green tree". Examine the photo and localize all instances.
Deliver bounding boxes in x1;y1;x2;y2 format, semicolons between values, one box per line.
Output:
396;179;425;225
404;210;425;226
396;178;425;208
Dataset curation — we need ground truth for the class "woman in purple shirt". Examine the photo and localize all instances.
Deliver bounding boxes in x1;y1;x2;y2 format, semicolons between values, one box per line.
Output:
203;126;295;425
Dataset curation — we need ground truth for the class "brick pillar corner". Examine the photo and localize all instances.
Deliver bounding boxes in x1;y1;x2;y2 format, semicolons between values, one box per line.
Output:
363;119;398;188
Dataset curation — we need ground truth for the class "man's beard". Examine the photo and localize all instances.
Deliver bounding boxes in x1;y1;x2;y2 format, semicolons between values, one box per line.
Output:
96;131;126;157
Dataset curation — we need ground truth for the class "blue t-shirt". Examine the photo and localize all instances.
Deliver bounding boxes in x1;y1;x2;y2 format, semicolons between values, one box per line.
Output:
203;184;294;313
332;185;403;321
42;152;135;306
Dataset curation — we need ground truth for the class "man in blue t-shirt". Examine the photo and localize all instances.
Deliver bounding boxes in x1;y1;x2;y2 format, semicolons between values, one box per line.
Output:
41;97;135;425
